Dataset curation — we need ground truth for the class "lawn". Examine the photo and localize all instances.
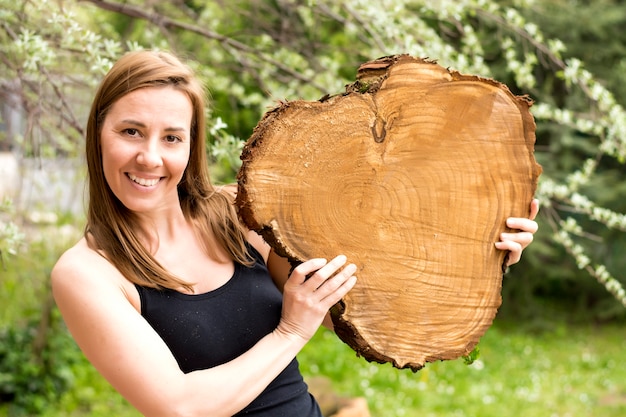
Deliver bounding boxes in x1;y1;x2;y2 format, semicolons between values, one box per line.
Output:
300;322;626;417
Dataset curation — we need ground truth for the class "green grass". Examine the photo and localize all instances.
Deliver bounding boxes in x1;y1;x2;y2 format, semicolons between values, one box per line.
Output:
299;322;626;417
1;240;625;416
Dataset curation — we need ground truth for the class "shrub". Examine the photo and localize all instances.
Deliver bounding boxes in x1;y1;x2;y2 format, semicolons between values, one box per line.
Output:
0;308;80;415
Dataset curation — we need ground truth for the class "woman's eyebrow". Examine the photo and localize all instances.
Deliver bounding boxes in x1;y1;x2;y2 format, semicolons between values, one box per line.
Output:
120;119;146;127
120;119;187;132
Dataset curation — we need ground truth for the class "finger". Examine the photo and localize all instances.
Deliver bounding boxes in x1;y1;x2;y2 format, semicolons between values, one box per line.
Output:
506;218;539;234
495;240;522;266
303;255;348;290
315;262;357;297
529;198;540;221
320;274;357;306
319;255;348;276
500;231;534;249
290;258;328;286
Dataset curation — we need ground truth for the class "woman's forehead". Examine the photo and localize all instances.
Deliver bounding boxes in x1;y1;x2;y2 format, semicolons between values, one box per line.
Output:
106;87;194;128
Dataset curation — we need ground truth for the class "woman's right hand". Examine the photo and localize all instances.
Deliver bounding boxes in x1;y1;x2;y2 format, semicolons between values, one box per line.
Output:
277;255;357;341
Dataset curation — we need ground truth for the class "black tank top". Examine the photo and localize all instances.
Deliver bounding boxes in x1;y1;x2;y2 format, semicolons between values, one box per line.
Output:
135;246;322;416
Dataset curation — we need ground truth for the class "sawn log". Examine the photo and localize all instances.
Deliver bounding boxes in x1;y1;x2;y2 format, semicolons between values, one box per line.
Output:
235;55;542;371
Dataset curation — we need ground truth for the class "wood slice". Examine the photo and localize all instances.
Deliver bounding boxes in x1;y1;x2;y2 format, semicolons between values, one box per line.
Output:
235;55;542;371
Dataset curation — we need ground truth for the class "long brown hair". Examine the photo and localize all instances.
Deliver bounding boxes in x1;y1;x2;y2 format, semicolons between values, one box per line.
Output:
85;50;251;291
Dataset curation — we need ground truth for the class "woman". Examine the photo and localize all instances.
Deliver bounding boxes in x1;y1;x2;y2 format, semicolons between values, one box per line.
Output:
52;50;539;416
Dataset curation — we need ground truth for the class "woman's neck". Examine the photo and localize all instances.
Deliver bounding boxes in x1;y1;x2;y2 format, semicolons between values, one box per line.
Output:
134;206;189;254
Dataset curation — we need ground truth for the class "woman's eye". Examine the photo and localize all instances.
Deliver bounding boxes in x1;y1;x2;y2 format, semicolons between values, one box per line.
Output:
123;128;140;137
165;135;182;143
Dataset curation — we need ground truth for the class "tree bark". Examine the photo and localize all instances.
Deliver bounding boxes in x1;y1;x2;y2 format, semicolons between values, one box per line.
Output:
236;55;542;371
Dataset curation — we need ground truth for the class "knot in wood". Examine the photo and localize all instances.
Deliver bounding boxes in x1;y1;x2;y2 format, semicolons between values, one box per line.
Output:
371;117;387;143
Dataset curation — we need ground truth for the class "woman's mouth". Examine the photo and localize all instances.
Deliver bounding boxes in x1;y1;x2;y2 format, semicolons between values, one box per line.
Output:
128;173;161;187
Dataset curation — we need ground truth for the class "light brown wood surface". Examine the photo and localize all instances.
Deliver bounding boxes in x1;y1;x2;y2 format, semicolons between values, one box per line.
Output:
236;55;541;371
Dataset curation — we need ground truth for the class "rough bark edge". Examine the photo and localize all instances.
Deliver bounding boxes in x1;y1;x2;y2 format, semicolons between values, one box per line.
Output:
330;301;426;372
236;111;301;262
330;294;485;372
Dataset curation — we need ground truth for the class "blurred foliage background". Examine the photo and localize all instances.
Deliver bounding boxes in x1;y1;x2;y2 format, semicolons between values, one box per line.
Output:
1;0;625;415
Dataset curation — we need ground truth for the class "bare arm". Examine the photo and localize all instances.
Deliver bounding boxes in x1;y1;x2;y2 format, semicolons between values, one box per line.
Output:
52;243;355;417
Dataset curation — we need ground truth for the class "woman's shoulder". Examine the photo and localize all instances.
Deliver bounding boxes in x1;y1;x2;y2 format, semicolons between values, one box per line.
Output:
51;237;142;312
53;238;103;272
51;237;127;292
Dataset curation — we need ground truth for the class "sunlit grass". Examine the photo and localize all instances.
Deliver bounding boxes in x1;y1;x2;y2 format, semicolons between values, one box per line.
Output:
299;321;626;417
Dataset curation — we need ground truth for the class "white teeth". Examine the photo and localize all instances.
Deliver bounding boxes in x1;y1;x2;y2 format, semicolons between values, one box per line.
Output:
128;173;160;187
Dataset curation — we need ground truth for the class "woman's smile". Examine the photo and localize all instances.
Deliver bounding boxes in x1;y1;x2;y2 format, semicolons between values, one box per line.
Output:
127;173;162;188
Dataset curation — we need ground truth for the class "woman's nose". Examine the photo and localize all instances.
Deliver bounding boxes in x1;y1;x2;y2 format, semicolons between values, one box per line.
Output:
136;141;163;168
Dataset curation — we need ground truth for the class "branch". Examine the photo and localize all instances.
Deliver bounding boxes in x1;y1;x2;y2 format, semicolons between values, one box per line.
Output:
317;3;383;51
39;66;85;138
475;8;595;100
0;20;84;141
475;9;565;69
81;0;327;93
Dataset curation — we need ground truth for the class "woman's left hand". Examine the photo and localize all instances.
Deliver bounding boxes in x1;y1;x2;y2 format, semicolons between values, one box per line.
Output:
495;199;539;267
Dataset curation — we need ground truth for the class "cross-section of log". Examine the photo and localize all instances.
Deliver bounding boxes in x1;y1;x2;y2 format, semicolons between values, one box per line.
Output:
235;55;542;371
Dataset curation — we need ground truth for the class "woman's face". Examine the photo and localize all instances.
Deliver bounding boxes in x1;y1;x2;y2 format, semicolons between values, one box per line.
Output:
100;86;193;215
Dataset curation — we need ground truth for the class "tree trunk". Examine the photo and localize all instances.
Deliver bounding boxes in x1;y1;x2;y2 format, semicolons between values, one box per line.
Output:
236;55;541;371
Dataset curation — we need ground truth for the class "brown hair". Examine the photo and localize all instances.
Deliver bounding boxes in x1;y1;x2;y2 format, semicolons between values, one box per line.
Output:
85;50;251;291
